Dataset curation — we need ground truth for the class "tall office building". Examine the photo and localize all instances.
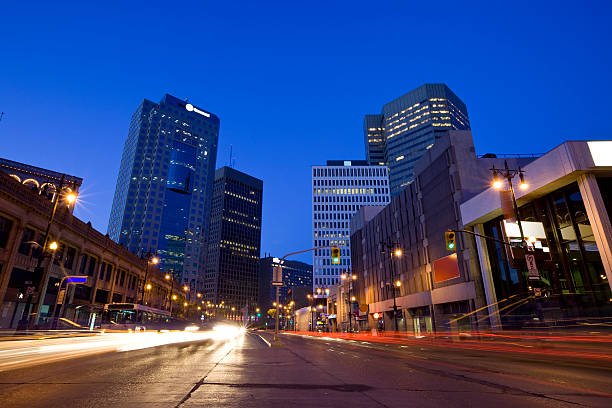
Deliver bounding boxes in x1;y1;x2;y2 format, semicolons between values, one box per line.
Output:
311;160;390;293
108;94;219;291
205;167;263;312
364;83;470;196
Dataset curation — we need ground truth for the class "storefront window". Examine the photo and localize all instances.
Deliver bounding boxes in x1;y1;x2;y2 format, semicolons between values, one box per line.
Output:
483;182;611;327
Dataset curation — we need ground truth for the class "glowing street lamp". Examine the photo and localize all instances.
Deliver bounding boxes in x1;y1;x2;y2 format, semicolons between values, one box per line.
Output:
48;241;58;251
65;192;77;204
146;283;152;290
490;162;529;246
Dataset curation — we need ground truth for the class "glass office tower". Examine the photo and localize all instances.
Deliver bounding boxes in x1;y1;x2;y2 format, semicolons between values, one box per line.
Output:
364;84;470;197
108;94;219;292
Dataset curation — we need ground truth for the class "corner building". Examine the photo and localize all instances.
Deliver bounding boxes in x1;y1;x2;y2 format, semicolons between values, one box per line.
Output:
365;84;470;197
108;94;219;292
205;167;263;314
312;160;390;293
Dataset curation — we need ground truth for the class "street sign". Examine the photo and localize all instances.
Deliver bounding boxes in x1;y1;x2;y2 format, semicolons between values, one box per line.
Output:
25;286;35;295
65;276;87;284
525;254;539;280
271;265;284;286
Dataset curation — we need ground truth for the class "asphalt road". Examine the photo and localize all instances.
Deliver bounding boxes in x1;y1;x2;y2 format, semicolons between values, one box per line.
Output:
0;330;610;408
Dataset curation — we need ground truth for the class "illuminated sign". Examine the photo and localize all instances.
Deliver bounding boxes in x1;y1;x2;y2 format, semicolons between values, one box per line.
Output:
185;103;210;117
588;141;612;166
433;253;460;283
66;276;87;284
502;220;546;239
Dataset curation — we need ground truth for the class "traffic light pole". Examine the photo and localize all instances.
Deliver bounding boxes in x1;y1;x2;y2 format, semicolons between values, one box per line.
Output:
272;245;335;343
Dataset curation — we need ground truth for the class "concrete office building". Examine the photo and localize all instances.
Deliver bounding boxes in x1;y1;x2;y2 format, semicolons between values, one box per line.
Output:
205;167;263;314
461;141;612;329
350;130;534;333
311;160;390;294
364;84;470;197
107;94;219;292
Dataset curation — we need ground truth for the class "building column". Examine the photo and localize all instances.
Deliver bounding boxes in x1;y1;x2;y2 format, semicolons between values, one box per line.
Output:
577;174;612;291
473;224;501;329
0;222;24;305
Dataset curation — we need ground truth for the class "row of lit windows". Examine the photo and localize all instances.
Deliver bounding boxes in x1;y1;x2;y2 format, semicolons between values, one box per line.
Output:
312;166;387;178
225;191;258;204
221;216;261;230
386;104;430;130
314;187;390;195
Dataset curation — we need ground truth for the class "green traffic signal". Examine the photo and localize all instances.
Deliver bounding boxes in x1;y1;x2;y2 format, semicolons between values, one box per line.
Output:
445;231;456;251
331;246;340;264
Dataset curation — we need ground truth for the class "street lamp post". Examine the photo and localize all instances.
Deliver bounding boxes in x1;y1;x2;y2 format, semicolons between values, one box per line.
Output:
341;272;357;332
164;270;178;316
380;242;402;332
26;175;79;328
139;252;159;305
490;161;529;247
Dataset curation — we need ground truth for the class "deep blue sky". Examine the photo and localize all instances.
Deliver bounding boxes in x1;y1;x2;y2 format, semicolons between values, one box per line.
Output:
1;1;611;263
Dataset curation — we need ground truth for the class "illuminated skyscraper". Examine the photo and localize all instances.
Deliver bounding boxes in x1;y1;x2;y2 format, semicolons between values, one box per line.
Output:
311;160;390;293
204;167;263;312
364;84;470;196
108;94;219;292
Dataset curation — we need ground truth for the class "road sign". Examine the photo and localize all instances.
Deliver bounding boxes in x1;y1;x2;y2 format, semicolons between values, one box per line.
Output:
25;286;35;295
271;265;284;286
65;276;87;284
525;254;539;280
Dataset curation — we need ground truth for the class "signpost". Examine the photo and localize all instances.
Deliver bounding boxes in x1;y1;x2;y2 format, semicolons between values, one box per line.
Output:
51;275;88;328
272;265;284;342
526;254;539;280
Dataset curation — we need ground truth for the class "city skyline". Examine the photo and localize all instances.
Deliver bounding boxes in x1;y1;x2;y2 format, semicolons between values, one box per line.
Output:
1;2;611;263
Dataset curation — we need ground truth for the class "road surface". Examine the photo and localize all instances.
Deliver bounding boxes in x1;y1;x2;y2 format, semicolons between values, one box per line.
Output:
0;330;610;407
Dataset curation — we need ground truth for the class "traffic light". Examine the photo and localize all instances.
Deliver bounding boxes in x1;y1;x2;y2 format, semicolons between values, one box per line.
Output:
331;247;340;264
445;231;456;251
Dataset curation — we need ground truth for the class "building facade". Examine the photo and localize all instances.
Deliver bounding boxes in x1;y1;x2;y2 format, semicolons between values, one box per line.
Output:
205;167;263;315
259;256;312;308
461;141;612;329
0;171;185;329
350;130;534;333
364;84;470;197
311;160;390;293
107;94;219;292
0;157;82;213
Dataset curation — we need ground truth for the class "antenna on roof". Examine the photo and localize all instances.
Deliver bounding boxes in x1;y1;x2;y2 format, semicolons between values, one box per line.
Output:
228;145;236;168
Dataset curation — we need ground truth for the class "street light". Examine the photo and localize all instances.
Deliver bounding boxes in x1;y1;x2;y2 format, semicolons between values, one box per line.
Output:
381;242;402;332
146;283;152;290
48;241;58;251
25;176;80;328
139;251;158;306
490;162;529;246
